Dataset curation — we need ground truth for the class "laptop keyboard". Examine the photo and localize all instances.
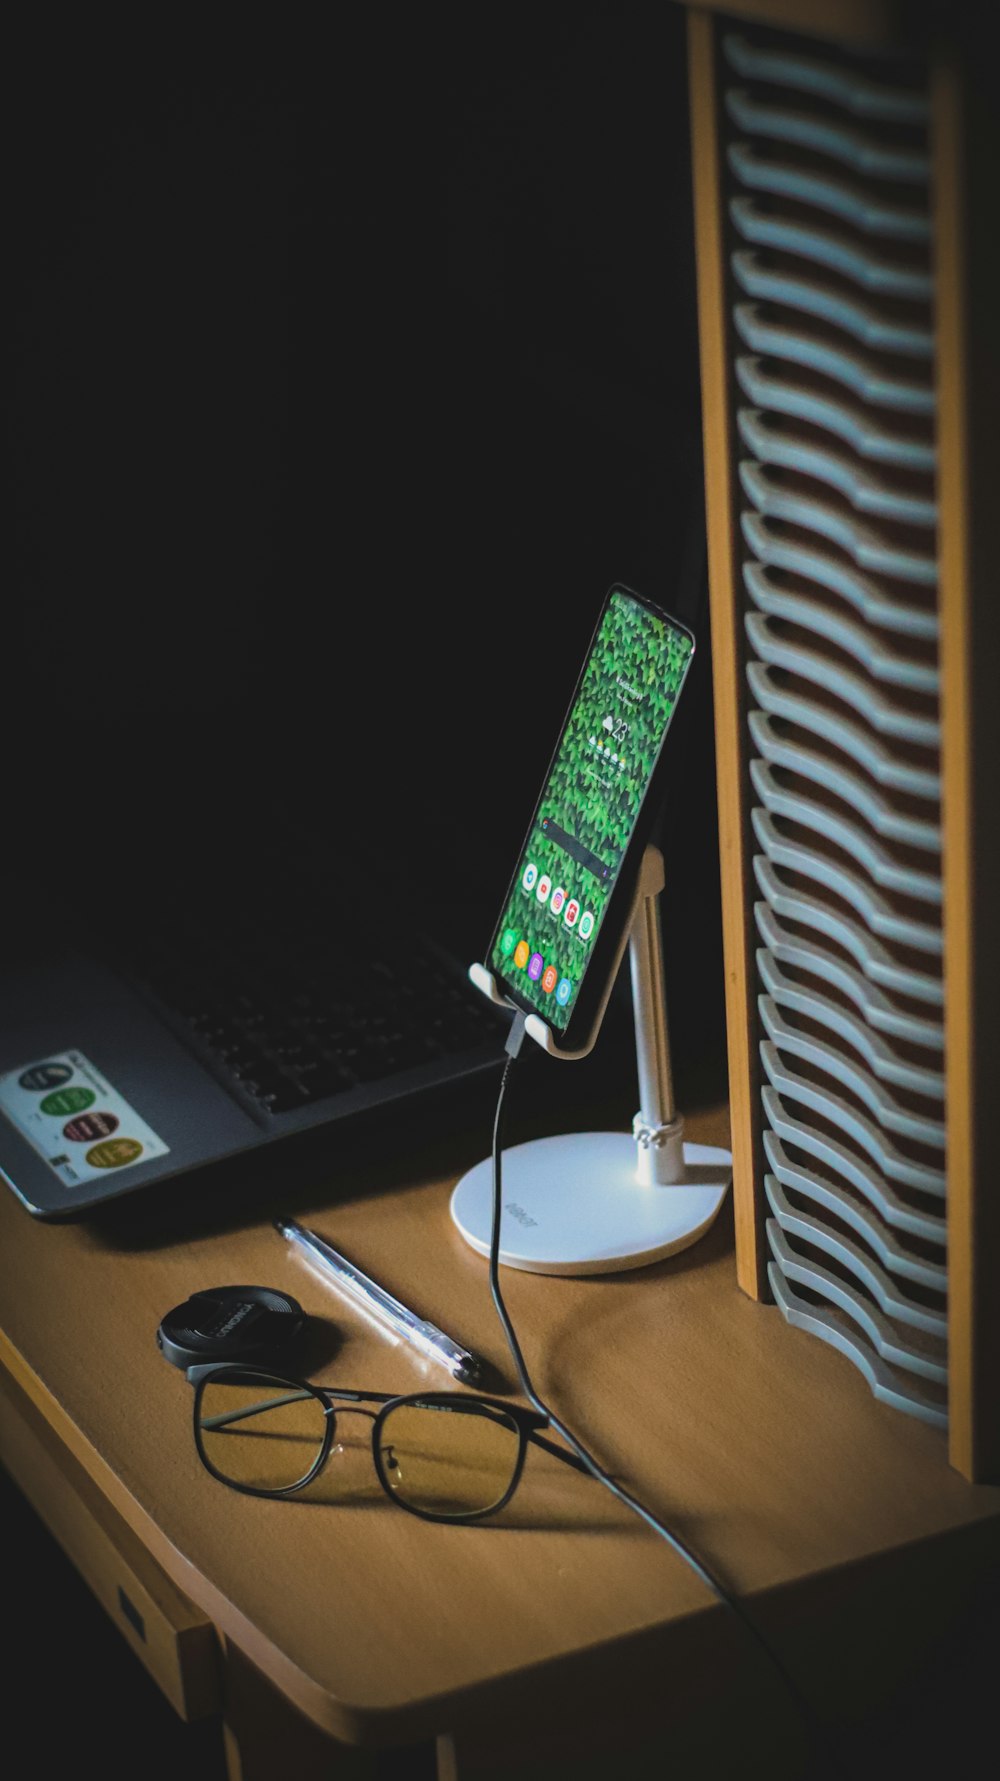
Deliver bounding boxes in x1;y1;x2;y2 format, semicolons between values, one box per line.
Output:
133;915;509;1117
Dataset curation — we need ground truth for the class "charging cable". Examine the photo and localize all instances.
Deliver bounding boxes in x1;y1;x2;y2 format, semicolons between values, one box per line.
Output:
488;1012;839;1775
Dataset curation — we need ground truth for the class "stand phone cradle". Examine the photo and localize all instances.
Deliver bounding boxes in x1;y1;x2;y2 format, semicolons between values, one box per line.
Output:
450;845;732;1274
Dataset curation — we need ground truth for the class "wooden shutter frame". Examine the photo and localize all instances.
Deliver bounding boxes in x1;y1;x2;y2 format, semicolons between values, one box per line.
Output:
686;1;1000;1481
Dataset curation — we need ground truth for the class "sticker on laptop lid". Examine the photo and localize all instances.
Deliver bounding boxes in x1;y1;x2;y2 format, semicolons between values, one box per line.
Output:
0;1050;169;1189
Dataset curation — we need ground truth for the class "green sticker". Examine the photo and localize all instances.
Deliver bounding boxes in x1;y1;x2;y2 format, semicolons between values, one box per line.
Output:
40;1086;96;1117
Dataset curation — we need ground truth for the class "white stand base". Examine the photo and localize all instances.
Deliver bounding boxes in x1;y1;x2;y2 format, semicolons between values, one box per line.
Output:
449;1132;732;1276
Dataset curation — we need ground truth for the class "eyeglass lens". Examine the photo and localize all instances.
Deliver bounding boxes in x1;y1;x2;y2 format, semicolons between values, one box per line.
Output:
197;1374;523;1517
377;1399;521;1518
199;1374;328;1492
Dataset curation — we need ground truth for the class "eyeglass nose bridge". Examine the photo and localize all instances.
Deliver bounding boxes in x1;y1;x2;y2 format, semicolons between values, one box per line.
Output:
327;1402;379;1454
319;1402;381;1465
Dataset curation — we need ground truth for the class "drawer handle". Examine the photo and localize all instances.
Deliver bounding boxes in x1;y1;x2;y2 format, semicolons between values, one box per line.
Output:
117;1586;146;1643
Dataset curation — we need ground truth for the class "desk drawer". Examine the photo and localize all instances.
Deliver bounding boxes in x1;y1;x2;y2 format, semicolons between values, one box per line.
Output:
0;1369;220;1721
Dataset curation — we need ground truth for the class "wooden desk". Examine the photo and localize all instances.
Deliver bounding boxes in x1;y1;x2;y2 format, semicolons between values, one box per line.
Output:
2;1101;999;1779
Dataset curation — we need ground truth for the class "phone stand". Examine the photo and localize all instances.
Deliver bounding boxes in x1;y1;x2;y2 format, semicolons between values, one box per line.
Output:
449;845;732;1274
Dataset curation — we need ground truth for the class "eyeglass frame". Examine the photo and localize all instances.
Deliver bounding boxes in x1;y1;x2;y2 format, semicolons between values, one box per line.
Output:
189;1362;590;1524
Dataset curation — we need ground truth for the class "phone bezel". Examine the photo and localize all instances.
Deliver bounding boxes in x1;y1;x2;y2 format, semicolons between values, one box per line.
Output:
484;582;696;1054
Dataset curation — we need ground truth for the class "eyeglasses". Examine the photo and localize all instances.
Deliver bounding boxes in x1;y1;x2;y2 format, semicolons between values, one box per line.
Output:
191;1364;590;1523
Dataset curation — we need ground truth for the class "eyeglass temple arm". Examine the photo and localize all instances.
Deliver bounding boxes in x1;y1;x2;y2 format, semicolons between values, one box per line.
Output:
528;1429;592;1476
198;1389;317;1431
197;1384;396;1432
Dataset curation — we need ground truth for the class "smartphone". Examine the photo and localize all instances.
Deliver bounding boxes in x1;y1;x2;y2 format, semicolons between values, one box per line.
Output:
484;583;695;1054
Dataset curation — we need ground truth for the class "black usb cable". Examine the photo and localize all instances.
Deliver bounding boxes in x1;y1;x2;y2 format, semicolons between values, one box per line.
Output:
487;1011;840;1778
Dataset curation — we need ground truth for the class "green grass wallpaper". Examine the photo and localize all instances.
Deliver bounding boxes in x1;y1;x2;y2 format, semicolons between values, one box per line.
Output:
489;588;693;1030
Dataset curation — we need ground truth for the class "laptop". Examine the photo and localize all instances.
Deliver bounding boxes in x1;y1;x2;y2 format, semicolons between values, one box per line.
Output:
0;765;514;1220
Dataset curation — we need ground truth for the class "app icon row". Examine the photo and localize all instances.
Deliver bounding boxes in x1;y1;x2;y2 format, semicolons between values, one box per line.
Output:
520;863;595;939
500;929;574;1005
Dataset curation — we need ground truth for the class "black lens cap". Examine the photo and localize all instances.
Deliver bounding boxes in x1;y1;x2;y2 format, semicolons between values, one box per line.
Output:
157;1285;307;1370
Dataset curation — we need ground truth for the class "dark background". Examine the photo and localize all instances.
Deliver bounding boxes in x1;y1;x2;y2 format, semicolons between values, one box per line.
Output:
7;4;726;1105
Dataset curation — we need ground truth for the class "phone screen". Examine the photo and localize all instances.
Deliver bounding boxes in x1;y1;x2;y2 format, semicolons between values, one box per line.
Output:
489;587;694;1031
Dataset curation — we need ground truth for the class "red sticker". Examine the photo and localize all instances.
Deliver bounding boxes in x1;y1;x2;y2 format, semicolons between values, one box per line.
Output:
63;1110;120;1143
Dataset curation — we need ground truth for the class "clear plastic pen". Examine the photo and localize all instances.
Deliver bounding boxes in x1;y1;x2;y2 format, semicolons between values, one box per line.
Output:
274;1218;486;1386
